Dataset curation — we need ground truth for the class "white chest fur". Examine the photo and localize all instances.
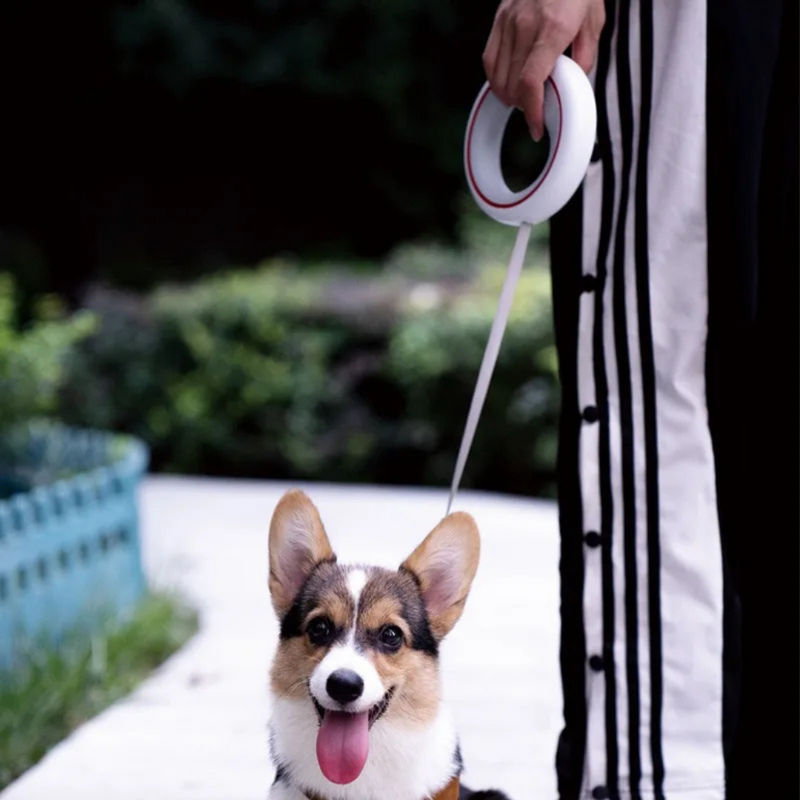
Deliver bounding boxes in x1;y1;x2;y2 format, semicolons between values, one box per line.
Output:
268;698;459;800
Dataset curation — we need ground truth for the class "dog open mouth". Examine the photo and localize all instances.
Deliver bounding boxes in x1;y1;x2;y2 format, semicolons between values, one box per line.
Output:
311;688;395;785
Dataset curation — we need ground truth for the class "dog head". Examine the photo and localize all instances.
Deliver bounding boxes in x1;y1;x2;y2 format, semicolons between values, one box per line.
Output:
267;489;480;786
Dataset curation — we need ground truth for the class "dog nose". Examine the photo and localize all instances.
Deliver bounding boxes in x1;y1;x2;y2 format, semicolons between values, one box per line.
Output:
326;669;364;705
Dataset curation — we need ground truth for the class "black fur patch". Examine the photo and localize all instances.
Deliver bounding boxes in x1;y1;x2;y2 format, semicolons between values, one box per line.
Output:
399;564;424;591
278;557;343;640
279;597;305;639
396;566;439;656
360;566;439;656
459;789;512;800
400;593;439;656
268;723;292;787
272;763;289;785
453;742;464;775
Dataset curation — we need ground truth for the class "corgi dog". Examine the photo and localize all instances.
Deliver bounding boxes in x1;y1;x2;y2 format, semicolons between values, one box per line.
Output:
266;490;510;800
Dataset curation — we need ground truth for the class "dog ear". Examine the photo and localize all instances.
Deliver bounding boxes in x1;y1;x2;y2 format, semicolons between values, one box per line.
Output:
400;511;480;640
269;490;334;617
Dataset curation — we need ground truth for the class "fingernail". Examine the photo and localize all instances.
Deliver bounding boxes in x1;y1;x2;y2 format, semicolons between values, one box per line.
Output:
531;127;542;142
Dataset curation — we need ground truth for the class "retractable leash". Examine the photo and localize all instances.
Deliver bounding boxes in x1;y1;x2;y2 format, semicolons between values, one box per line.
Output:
446;55;597;515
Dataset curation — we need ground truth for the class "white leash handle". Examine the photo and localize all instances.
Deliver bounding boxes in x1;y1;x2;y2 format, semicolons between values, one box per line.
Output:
464;56;597;227
447;55;596;515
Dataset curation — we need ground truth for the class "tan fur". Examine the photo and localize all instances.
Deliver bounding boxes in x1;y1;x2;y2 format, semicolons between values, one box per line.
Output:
309;593;354;632
433;777;461;800
372;647;441;726
358;596;410;639
269;490;334;616
400;511;480;640
270;638;324;700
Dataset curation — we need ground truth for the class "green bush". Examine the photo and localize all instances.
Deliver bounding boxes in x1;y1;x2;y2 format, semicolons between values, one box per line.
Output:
0;275;95;433
59;221;559;497
0;274;95;495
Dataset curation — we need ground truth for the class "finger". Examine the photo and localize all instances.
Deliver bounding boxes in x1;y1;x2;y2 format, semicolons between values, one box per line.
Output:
483;3;513;104
572;23;601;73
572;1;606;73
482;15;502;85
518;43;561;141
571;28;599;74
505;10;539;108
494;13;517;106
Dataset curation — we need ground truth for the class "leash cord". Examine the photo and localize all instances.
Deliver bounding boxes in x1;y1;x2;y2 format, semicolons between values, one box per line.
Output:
446;221;532;515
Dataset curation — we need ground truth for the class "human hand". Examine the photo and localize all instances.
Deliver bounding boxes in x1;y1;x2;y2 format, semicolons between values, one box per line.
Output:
482;0;605;140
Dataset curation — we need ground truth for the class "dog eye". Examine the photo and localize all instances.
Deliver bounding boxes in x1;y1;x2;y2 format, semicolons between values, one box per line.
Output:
307;617;334;646
379;625;403;651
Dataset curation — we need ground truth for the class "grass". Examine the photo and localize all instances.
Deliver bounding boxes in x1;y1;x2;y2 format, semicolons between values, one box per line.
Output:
0;591;199;790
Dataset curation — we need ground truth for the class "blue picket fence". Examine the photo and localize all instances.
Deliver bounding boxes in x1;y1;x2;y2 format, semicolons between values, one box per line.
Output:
0;424;149;672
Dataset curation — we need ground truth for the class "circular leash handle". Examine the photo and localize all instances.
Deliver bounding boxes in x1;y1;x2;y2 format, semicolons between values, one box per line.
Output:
446;57;596;515
464;55;597;227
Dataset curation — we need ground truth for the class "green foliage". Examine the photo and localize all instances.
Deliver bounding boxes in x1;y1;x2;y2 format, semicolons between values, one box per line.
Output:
58;220;560;496
0;275;95;433
152;267;342;474
0;592;198;790
388;256;559;494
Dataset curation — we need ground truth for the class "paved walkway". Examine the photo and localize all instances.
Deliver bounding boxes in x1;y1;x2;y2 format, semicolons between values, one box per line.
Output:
1;478;562;800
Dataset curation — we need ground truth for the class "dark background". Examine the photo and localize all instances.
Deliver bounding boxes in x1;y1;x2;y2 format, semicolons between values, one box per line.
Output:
0;0;562;499
0;0;501;299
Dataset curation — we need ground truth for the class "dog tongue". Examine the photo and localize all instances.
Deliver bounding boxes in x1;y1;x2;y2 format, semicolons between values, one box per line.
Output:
316;711;369;784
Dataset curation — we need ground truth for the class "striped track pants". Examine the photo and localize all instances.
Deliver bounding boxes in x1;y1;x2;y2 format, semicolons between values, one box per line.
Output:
549;1;798;797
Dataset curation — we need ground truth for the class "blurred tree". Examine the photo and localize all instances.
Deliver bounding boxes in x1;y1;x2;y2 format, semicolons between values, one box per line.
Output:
0;0;501;294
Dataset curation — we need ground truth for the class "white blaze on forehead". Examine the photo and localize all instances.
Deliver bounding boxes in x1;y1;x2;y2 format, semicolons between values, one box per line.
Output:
347;568;368;607
346;568;368;643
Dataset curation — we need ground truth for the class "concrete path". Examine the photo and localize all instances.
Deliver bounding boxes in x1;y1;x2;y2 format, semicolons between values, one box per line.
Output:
1;478;562;800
